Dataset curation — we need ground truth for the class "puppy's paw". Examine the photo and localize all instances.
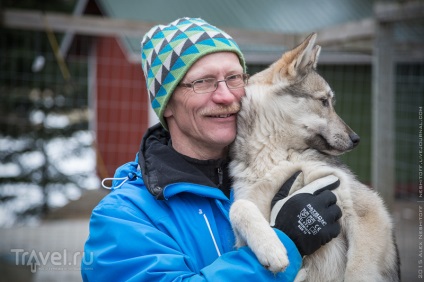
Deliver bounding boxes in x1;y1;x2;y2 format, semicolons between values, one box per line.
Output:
230;199;289;273
255;239;289;273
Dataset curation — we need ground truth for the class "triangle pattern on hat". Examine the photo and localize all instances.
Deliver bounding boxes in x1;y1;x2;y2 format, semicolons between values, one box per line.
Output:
147;68;154;79
158;41;172;55
185;31;204;44
154;65;164;84
151;55;163;68
156;85;167;97
170;56;185;71
141;17;245;127
161;52;173;71
181;44;200;57
163;72;175;85
151;98;161;109
171;40;188;56
186;25;206;33
152;30;165;40
143;40;154;50
173;32;189;42
215;37;234;47
204;30;221;38
197;38;216;47
164;29;180;43
158;51;172;69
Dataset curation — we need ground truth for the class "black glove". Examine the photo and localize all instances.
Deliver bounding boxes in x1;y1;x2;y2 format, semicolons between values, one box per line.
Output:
270;171;342;256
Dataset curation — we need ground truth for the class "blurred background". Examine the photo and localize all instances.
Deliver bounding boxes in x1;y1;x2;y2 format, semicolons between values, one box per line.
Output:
0;0;423;281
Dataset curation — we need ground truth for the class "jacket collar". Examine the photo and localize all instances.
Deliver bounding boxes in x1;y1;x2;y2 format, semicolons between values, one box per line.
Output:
138;123;228;200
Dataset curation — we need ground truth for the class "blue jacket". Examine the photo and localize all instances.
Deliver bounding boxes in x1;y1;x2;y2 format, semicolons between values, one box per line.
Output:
82;124;302;281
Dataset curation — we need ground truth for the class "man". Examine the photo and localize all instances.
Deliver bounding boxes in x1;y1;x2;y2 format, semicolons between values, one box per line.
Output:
82;17;341;281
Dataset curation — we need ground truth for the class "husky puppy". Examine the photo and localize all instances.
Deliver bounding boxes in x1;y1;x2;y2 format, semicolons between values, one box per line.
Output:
229;33;400;282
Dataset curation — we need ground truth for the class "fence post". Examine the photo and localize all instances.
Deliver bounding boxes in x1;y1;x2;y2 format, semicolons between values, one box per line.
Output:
372;15;395;211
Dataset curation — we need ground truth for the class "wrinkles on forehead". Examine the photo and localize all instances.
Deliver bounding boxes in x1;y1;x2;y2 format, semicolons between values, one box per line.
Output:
183;52;244;82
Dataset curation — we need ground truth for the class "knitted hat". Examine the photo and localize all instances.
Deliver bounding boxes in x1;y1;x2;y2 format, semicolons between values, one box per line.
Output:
141;17;246;128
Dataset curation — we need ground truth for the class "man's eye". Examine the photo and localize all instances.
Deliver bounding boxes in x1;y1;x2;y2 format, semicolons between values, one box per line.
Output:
227;74;240;81
195;79;206;84
195;78;214;84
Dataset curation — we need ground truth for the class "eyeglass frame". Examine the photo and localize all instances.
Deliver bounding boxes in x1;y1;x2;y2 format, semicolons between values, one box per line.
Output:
178;73;249;94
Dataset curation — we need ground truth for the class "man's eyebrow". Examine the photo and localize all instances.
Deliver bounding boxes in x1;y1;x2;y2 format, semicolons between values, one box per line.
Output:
183;72;215;82
186;69;243;80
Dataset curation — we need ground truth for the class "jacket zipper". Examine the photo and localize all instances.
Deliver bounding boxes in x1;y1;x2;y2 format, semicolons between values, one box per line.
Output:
202;212;222;257
217;167;223;188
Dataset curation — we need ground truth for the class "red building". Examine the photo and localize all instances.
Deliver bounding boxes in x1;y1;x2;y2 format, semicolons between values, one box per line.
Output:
94;36;149;177
71;0;154;177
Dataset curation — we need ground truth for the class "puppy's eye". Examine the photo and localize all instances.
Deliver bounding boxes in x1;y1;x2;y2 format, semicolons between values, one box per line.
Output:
321;98;329;107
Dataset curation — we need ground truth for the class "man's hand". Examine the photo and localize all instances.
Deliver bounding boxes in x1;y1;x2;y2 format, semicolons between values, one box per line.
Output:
270;172;342;256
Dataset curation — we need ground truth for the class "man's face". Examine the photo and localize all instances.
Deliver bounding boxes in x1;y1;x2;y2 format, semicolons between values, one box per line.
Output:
164;52;245;159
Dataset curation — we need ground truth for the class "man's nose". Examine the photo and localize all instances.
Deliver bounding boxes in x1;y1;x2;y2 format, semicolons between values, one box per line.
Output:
212;82;240;104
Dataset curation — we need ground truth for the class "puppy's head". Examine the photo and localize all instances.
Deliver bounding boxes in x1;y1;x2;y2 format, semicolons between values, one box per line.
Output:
244;33;360;155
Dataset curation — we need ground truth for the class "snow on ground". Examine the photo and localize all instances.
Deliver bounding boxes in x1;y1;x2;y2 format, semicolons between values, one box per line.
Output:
0;130;100;227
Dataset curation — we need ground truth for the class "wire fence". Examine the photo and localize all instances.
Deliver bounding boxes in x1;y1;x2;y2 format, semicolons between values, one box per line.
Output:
1;28;96;227
0;23;424;220
0;16;423;282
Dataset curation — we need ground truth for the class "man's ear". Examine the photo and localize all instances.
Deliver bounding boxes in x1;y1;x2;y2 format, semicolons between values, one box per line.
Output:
163;104;173;118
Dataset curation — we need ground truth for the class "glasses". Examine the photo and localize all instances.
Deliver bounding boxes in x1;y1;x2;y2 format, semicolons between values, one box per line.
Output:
179;73;249;94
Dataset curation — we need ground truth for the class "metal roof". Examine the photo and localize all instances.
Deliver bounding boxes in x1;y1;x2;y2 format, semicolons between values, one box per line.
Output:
96;0;373;33
92;0;420;63
95;0;375;64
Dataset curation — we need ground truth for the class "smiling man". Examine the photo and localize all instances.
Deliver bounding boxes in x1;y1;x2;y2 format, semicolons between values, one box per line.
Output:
164;52;245;160
81;17;341;281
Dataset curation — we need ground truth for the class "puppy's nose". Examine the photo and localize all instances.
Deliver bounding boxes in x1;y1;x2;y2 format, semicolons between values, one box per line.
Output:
350;133;360;147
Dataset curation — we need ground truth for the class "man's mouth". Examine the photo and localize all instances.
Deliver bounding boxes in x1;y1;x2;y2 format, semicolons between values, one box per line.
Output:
201;104;241;119
209;113;235;118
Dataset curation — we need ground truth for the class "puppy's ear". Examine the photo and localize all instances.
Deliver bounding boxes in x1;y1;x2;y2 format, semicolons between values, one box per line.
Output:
251;33;319;85
274;33;318;81
310;45;321;70
292;33;317;71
